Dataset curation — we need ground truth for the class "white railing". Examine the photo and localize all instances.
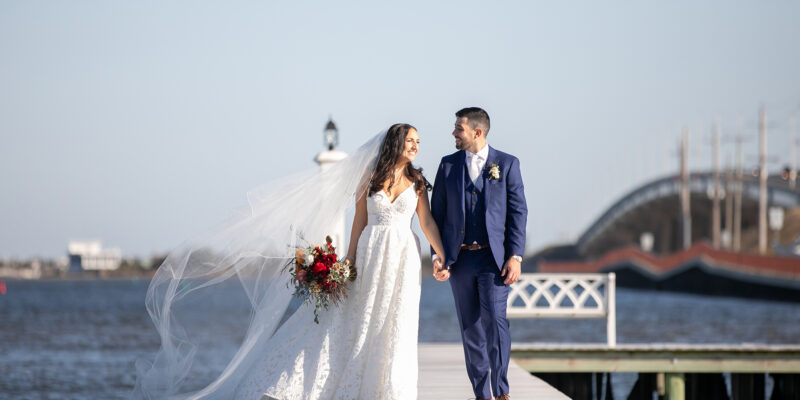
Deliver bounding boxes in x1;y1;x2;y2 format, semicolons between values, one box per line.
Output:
507;273;616;347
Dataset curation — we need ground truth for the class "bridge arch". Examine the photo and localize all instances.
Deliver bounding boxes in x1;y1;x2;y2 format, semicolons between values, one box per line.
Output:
576;172;800;258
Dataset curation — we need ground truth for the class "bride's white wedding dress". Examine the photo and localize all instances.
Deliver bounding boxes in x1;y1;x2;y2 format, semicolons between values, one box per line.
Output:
236;185;422;400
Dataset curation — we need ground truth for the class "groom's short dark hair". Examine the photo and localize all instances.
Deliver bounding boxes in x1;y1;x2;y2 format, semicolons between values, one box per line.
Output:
456;107;490;136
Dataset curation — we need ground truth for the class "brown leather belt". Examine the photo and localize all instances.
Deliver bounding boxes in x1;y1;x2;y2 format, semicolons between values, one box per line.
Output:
461;243;489;251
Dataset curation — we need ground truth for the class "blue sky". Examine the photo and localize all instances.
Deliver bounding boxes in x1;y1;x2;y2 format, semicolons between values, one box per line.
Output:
2;1;799;258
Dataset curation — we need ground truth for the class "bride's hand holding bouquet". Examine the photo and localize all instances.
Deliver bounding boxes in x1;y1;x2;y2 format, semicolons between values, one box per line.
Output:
288;235;357;323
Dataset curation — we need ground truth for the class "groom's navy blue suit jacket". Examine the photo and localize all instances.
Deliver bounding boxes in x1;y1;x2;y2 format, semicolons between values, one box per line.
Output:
431;146;528;270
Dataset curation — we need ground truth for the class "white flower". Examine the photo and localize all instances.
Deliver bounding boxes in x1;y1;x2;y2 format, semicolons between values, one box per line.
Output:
488;163;501;180
341;266;350;279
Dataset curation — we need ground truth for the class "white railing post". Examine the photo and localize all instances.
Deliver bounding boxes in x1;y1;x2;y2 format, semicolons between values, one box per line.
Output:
606;272;616;347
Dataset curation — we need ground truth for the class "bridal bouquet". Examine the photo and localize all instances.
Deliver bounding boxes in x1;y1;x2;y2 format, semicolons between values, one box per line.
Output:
288;236;357;323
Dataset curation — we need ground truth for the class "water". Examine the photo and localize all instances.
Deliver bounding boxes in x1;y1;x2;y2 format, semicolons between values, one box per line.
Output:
1;277;798;399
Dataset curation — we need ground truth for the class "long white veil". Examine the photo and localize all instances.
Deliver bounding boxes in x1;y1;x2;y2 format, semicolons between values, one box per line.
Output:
131;129;387;399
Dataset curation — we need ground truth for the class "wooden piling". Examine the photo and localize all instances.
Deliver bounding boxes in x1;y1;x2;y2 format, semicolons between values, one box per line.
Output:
665;373;685;400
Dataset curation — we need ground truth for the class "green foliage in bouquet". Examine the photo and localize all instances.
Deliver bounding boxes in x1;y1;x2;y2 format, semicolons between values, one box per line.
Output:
287;235;357;323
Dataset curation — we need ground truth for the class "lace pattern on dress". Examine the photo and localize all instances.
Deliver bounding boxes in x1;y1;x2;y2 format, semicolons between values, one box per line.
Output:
234;186;421;400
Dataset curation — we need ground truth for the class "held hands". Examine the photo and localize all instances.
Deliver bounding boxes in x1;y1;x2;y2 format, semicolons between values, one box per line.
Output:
432;258;450;282
501;257;521;285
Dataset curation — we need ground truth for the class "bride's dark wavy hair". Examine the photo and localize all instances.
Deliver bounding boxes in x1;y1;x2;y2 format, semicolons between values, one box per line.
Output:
369;123;432;197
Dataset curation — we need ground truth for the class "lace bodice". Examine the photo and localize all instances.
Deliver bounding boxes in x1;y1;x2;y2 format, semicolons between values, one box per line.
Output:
366;185;418;227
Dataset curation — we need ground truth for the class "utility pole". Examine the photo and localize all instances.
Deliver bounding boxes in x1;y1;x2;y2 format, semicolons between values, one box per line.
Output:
725;155;733;248
758;107;768;254
680;128;692;250
711;123;721;248
733;128;743;252
791;115;797;190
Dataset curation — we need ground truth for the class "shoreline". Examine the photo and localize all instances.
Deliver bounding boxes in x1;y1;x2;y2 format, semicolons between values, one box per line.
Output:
1;272;156;282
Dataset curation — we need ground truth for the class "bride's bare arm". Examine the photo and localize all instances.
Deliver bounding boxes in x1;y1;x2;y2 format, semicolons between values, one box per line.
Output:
416;190;445;261
345;191;368;264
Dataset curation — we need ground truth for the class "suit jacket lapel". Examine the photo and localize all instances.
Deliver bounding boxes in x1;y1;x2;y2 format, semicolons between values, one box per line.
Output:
451;150;466;220
483;146;496;210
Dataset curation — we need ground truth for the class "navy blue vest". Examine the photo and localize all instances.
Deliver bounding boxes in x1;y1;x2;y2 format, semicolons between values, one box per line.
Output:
463;164;489;246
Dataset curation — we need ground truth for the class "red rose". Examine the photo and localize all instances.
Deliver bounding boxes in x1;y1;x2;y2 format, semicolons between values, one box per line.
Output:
323;280;337;290
312;262;328;275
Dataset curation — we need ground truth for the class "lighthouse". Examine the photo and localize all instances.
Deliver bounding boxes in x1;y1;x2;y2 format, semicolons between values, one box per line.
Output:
314;117;348;248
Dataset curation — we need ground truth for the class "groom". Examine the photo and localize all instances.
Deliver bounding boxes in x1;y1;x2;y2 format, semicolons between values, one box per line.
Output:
431;107;527;400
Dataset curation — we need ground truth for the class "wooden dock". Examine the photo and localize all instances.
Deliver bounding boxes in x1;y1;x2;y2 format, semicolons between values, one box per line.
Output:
510;343;800;400
418;343;569;400
510;342;800;373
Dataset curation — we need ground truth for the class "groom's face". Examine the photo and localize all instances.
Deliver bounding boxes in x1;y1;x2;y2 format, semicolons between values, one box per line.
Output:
452;117;477;151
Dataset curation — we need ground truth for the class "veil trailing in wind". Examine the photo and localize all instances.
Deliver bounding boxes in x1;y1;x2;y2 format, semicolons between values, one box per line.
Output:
131;129;387;399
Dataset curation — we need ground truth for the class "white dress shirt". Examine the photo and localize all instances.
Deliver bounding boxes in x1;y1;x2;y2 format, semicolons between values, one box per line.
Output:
465;145;490;183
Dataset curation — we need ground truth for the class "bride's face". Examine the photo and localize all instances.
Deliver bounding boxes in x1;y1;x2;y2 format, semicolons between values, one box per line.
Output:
399;128;419;164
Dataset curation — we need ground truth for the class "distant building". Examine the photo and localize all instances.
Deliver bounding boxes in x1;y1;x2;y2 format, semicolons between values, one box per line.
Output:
0;259;42;279
67;240;122;271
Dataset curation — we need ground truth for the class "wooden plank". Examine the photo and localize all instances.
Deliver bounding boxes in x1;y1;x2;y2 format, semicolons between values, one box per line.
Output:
418;343;569;400
512;343;800;352
511;343;800;373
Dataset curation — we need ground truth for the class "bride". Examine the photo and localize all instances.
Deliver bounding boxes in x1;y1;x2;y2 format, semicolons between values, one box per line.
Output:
132;124;447;399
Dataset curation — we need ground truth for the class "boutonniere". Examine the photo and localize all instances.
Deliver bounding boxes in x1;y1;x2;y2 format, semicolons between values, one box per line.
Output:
487;163;501;181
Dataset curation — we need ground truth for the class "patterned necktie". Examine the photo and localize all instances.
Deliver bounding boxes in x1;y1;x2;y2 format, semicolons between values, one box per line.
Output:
469;155;481;183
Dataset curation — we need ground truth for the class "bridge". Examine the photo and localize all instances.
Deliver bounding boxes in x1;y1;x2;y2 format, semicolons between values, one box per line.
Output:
576;172;800;258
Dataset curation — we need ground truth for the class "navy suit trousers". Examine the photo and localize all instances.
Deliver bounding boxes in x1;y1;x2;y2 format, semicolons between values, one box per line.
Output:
448;248;511;398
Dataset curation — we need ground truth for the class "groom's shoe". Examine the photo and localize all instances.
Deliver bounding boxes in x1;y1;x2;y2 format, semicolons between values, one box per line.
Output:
494;395;510;400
